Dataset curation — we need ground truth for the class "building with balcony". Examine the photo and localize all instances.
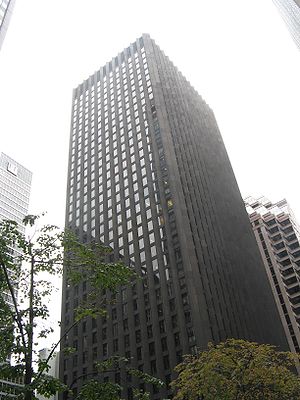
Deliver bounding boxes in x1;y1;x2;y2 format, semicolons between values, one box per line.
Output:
245;196;300;354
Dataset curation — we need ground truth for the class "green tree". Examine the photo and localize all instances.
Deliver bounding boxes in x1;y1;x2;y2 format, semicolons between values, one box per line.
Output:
67;356;164;400
171;338;300;400
0;215;135;399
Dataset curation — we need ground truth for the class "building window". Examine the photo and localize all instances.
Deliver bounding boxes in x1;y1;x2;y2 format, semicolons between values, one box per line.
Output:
137;347;142;361
147;325;153;339
163;355;170;370
150;360;157;374
113;339;119;352
103;343;108;356
149;342;155;356
136;330;141;344
159;320;166;333
174;332;180;347
124;335;130;348
161;337;168;352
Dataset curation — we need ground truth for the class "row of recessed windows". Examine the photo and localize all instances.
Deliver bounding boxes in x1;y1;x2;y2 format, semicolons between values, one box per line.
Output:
70;101;150;175
72;48;148;112
92;46;147;89
71;58;150;137
69;74;155;238
69;155;154;235
68;48;171;279
70;126;152;203
72;88;150;144
69;144;151;202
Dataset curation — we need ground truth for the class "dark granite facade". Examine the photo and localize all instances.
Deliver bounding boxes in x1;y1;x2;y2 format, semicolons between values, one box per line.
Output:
60;34;288;400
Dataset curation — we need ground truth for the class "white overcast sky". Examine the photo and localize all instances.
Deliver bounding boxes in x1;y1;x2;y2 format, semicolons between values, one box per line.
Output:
0;0;299;347
0;0;299;225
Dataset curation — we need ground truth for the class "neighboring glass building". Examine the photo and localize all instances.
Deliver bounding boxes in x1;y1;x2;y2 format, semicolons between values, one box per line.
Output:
36;349;60;400
245;196;300;354
273;0;300;50
60;35;287;400
0;152;31;306
0;154;31;397
0;376;23;399
0;152;32;233
0;0;16;50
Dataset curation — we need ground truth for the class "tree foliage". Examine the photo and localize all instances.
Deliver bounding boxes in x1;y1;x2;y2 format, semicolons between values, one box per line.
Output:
171;338;300;400
69;356;164;400
0;216;134;399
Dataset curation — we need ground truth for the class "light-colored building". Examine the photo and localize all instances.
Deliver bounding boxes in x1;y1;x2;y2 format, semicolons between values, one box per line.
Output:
245;196;300;354
0;152;32;306
37;349;60;400
272;0;300;50
0;152;32;232
0;152;32;398
0;0;16;50
0;376;23;400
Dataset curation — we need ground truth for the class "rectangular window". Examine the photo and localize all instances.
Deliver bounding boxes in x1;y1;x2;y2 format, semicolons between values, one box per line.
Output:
161;337;168;352
134;314;140;326
123;319;129;331
147;325;153;339
149;342;155;356
163;355;170;370
174;332;180;347
135;330;141;344
113;339;119;352
103;343;108;356
124;335;130;348
137;347;142;361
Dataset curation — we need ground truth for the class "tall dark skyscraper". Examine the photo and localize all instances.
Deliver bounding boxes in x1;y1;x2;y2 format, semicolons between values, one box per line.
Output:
60;35;287;399
0;0;16;50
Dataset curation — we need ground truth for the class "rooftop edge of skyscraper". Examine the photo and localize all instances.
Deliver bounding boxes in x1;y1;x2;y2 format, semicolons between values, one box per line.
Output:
72;34;212;113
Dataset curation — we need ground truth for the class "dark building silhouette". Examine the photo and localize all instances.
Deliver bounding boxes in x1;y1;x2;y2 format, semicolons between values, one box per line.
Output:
60;34;287;399
0;0;16;50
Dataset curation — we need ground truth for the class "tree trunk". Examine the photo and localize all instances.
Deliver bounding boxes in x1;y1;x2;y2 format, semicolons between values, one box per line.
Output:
24;256;35;400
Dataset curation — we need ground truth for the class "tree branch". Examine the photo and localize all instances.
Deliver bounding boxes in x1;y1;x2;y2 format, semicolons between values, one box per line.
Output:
33;318;79;385
0;257;27;353
34;297;106;385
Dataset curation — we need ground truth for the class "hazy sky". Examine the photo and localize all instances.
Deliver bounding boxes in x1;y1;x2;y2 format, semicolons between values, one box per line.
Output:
1;0;299;224
0;0;299;344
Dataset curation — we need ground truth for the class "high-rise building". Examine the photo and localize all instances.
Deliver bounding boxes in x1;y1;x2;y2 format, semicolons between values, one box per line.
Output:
272;0;300;50
245;196;300;354
0;375;23;399
0;153;31;397
0;0;16;51
36;349;60;400
0;152;32;228
60;35;287;399
0;152;32;306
